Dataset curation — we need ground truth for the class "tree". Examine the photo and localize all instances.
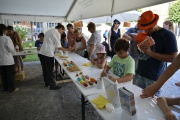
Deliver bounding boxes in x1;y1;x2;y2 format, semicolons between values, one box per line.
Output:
168;0;180;26
15;25;29;41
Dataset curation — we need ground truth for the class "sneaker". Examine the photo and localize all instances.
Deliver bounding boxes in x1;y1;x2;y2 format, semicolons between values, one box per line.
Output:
50;86;62;90
8;88;19;93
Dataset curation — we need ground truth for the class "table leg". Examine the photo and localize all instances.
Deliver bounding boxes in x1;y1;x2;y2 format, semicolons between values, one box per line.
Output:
82;94;85;120
55;60;58;80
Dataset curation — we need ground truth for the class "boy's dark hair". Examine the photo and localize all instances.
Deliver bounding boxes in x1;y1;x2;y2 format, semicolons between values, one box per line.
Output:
114;38;129;52
66;23;73;28
38;33;44;38
55;23;65;30
0;24;7;36
7;26;13;31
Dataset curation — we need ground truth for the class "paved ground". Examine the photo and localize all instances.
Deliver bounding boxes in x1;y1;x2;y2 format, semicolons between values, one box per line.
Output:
0;61;179;120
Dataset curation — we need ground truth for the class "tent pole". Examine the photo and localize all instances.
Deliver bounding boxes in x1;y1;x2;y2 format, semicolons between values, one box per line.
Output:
65;0;78;21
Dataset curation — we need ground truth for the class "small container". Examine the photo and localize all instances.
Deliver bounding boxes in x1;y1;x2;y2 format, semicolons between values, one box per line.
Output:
59;50;63;56
97;77;103;89
15;45;19;52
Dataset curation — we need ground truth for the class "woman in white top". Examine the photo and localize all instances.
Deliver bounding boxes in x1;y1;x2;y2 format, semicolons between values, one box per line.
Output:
72;29;86;56
0;24;19;93
39;23;69;90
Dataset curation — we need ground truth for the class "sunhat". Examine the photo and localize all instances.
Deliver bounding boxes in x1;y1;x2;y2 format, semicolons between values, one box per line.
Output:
136;32;148;43
138;10;159;30
96;44;106;53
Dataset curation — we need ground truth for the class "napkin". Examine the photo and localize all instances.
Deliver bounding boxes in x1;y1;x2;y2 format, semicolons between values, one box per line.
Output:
82;62;92;66
91;95;109;109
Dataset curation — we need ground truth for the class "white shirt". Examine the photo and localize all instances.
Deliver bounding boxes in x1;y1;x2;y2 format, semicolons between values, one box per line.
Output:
0;36;15;65
40;29;62;57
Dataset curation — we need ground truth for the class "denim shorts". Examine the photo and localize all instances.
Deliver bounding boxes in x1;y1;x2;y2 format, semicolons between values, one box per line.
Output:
135;74;161;97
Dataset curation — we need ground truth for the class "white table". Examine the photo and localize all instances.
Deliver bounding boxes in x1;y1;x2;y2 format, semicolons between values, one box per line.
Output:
13;51;39;56
54;52;132;120
24;47;37;51
87;85;180;120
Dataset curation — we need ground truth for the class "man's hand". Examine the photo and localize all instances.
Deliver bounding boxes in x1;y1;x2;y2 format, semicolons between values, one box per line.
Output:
165;111;177;120
140;83;160;98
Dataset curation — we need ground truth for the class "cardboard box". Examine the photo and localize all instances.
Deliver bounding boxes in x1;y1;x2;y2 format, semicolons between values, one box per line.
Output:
15;71;25;81
119;87;136;116
123;22;131;27
74;21;83;28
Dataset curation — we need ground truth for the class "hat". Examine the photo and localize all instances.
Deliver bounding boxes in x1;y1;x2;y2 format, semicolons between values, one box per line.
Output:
96;44;106;53
138;10;159;30
113;19;120;24
136;32;148;43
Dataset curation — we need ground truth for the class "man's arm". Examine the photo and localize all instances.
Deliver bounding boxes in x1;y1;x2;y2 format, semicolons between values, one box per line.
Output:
146;48;177;62
88;44;95;60
157;97;178;120
122;33;134;41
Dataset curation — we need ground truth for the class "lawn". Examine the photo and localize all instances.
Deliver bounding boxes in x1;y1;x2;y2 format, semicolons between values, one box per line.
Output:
22;41;39;62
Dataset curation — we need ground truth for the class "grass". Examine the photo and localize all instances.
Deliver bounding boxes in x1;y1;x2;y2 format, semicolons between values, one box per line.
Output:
22;41;39;62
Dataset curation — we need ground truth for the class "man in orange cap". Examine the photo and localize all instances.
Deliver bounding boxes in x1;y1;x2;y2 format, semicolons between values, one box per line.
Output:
135;10;178;96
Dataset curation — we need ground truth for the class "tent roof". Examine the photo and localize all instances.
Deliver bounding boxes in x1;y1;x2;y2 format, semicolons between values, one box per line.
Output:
0;0;175;22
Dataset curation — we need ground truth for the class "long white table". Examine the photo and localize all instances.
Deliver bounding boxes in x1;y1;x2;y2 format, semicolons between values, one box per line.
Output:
13;51;39;56
87;85;180;120
54;52;133;120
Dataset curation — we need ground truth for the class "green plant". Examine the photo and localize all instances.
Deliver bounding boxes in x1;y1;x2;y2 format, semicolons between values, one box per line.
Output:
168;0;180;25
14;25;29;41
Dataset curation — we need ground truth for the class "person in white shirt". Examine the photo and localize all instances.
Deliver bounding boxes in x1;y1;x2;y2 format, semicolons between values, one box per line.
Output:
40;23;68;90
0;24;19;93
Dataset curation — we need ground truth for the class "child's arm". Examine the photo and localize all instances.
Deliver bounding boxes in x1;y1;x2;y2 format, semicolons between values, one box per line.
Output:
108;73;133;83
101;65;111;77
157;97;179;120
95;58;107;69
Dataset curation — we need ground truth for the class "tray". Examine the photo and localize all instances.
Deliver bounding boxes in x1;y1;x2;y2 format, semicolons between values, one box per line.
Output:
75;74;97;88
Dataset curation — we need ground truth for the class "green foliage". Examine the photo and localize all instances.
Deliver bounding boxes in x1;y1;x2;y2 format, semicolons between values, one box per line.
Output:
168;0;180;25
14;25;29;41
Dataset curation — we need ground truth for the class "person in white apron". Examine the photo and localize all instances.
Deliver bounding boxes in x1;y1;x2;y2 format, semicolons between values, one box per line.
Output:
73;29;87;56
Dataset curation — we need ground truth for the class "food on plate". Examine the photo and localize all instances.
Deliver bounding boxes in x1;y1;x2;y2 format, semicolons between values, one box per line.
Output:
83;82;88;87
60;55;68;59
85;75;90;79
63;61;68;66
80;80;85;84
79;72;83;75
76;73;79;77
90;78;96;83
77;77;81;81
81;75;86;80
88;81;94;86
66;65;80;72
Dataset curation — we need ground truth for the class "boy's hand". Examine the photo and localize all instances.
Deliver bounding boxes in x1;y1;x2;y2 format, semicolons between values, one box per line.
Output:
101;70;107;77
108;76;116;82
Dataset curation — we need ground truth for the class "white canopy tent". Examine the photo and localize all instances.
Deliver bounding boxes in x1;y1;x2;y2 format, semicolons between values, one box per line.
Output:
82;10;142;23
0;0;175;22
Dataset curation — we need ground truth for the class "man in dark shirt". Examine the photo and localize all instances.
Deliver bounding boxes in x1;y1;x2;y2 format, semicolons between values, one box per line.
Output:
135;10;178;96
